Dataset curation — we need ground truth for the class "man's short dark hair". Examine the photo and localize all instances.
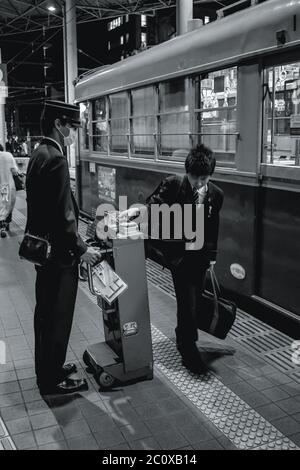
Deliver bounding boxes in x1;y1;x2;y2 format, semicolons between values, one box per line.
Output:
185;144;216;176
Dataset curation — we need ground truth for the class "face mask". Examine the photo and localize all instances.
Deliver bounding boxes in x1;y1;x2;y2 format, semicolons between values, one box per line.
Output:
58;126;77;147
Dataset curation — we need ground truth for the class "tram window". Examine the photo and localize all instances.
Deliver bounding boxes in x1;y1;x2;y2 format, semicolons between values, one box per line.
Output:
79;101;90;151
131;86;155;157
160;113;190;159
109;92;129;154
160;78;189;113
132;87;155;116
92;97;108;152
263;62;300;166
159;78;190;160
195;67;237;166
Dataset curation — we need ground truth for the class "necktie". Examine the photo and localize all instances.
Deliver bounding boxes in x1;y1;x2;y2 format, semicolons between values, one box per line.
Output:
192;187;199;205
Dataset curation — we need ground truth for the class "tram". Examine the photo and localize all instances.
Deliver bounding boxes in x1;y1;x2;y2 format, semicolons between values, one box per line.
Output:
75;0;300;332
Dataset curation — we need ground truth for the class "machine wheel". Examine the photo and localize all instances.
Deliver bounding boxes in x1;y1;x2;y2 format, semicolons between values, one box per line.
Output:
83;350;92;368
97;371;115;389
1;230;7;238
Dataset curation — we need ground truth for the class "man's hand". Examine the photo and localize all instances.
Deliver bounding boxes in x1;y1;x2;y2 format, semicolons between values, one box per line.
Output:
80;247;101;265
118;208;139;222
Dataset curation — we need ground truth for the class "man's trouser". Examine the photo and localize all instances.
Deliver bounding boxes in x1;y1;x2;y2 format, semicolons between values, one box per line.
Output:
34;262;79;388
170;252;209;349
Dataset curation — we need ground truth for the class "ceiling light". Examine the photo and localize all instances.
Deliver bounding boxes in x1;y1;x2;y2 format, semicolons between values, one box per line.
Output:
48;6;56;12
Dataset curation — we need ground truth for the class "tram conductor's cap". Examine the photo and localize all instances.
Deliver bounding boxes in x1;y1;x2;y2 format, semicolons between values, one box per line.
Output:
41;100;82;128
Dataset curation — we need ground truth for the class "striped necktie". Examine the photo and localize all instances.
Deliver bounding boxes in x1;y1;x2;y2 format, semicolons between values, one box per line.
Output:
192;187;199;205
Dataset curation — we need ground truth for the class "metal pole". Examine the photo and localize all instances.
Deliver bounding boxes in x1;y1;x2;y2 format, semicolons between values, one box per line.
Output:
63;0;78;167
176;0;193;36
0;49;6;148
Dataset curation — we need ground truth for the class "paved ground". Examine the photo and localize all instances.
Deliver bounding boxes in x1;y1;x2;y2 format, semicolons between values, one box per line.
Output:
0;192;299;450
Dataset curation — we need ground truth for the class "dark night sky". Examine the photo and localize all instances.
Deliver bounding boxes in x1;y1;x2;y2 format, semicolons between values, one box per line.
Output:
0;0;242;136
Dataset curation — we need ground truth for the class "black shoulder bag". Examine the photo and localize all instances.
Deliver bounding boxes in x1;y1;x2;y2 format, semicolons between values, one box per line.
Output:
197;266;237;339
19;234;51;266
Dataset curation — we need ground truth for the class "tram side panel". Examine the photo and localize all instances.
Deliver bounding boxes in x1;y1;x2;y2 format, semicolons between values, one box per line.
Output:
78;160;257;300
258;186;300;316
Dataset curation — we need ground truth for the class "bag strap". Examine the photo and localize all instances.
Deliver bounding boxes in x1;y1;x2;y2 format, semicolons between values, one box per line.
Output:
210;265;221;297
207;265;220;335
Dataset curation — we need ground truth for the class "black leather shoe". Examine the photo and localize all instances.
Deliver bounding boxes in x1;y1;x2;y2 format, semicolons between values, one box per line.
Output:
40;377;88;396
61;363;77;379
181;358;208;374
177;342;208;374
37;363;78;388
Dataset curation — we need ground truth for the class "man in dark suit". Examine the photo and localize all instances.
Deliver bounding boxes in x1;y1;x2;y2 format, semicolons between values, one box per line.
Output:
25;100;101;395
121;144;223;374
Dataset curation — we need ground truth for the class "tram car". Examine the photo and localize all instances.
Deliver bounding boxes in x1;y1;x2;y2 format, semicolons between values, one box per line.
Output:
75;0;300;332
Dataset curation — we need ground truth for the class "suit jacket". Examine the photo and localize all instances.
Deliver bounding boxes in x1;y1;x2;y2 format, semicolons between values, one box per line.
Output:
145;174;224;269
25;138;87;267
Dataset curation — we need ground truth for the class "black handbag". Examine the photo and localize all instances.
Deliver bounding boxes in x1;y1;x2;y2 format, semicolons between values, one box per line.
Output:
13;173;25;191
197;266;236;339
19;233;51;266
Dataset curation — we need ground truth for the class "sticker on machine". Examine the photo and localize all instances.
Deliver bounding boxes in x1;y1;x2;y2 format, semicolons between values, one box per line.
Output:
122;322;139;337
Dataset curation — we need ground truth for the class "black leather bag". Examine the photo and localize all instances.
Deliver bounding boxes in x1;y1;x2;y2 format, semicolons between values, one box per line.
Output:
197;266;236;339
13;173;26;191
19;233;51;266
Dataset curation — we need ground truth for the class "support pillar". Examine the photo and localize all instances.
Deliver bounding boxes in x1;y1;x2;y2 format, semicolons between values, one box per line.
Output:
176;0;193;36
0;50;7;148
63;0;78;167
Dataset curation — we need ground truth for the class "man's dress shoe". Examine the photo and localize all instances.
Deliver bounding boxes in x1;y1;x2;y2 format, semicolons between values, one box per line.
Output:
177;342;208;375
60;363;77;379
37;363;78;388
40;377;88;395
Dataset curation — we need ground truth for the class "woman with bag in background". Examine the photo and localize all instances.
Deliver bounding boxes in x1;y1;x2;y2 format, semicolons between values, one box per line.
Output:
0;143;19;236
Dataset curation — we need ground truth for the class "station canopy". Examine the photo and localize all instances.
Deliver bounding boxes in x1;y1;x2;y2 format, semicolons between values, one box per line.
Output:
0;0;238;36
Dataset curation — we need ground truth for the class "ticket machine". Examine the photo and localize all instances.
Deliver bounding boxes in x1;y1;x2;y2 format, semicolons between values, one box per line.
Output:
82;220;153;390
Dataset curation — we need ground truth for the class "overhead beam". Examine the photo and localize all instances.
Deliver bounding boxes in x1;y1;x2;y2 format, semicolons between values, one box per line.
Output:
5;0;50;28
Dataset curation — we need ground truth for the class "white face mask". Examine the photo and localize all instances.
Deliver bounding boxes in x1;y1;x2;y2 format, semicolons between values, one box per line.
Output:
58;126;77;147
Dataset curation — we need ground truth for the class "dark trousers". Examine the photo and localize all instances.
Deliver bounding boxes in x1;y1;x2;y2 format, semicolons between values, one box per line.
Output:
4;211;12;224
34;263;79;387
170;252;209;347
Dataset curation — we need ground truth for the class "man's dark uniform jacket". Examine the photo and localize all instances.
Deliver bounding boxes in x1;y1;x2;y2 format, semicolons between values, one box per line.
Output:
25;138;87;266
145;174;224;269
26;138;87;390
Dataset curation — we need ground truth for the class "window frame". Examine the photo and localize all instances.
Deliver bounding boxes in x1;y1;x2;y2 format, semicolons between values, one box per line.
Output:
262;60;300;168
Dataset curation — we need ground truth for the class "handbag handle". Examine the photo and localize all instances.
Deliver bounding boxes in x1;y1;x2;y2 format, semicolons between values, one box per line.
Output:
209;265;221;297
207;265;220;334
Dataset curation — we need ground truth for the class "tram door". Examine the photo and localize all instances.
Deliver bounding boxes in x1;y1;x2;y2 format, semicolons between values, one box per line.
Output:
256;61;300;319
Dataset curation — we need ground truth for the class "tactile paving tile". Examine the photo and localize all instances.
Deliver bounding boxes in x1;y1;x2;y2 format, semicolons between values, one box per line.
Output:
0;418;15;451
12;208;27;229
0;437;16;451
254;439;299;451
0;419;7;438
151;325;299;451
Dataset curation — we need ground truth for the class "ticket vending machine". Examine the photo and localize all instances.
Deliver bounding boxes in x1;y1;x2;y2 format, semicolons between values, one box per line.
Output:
82;233;153;390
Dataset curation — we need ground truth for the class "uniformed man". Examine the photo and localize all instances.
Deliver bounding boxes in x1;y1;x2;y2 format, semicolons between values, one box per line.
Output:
25;100;101;395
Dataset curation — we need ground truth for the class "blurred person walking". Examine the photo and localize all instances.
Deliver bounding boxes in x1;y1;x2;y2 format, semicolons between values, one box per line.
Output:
0;143;18;234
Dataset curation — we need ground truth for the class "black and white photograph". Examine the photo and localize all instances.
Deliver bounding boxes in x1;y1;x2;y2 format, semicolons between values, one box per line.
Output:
0;0;299;455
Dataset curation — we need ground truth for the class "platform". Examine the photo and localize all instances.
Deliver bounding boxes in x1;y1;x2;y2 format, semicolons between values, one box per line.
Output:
0;192;299;450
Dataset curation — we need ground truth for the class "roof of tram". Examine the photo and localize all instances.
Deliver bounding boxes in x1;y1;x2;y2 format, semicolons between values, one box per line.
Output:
0;0;242;36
